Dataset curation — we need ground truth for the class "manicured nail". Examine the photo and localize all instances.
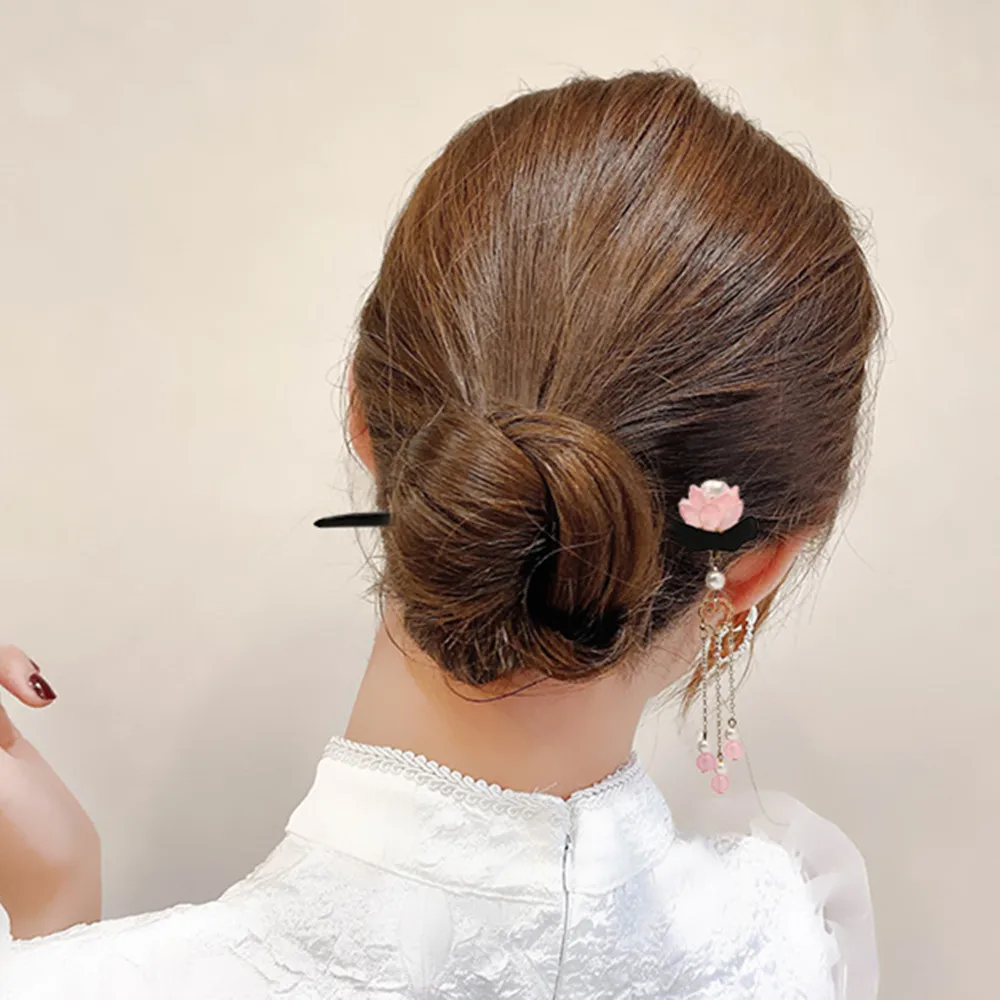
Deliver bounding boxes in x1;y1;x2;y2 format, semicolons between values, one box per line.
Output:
28;673;57;701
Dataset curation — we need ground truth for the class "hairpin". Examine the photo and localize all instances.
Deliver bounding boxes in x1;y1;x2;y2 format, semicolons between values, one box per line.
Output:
314;511;390;528
312;479;759;553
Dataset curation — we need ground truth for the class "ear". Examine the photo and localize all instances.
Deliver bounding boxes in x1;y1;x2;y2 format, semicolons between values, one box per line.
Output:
346;359;377;476
720;530;813;614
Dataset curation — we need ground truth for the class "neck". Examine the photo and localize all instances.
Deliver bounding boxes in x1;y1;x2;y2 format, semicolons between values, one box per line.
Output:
343;598;694;799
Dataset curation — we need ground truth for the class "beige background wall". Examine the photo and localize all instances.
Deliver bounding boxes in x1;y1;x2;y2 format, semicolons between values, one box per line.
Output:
1;2;995;997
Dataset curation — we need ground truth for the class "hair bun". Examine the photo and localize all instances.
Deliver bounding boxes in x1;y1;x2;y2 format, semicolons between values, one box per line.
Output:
383;404;665;685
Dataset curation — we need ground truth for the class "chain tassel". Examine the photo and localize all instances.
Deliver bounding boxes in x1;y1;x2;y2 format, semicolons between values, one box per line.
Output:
693;549;758;794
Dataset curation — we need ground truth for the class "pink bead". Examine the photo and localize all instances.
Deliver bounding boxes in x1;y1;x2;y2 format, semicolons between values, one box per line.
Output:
696;752;716;773
723;739;743;761
710;772;731;794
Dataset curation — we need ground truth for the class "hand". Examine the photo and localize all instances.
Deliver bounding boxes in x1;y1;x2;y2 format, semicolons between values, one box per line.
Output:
0;645;101;939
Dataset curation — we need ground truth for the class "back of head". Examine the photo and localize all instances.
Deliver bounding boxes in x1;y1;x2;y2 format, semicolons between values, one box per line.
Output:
349;69;885;693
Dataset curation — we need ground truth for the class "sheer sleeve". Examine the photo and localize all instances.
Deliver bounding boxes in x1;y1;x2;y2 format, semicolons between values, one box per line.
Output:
690;787;879;1000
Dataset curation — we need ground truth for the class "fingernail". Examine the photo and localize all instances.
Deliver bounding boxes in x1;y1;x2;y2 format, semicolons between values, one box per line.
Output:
28;673;57;701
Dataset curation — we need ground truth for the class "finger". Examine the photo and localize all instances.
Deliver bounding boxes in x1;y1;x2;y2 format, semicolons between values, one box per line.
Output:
0;696;22;752
0;645;58;708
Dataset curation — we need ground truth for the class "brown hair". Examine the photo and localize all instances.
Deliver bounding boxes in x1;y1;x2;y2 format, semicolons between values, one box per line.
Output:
346;69;885;706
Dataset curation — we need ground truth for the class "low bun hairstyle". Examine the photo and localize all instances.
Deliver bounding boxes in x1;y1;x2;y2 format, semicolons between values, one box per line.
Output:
386;404;664;684
347;69;886;697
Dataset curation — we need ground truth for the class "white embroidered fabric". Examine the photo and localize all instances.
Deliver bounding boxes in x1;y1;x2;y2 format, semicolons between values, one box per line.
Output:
685;787;879;1000
0;736;877;998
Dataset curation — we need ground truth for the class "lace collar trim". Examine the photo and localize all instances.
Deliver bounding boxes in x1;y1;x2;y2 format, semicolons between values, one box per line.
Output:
321;734;645;811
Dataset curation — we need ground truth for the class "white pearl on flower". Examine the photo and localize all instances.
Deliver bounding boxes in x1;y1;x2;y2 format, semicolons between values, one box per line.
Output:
705;569;726;591
700;479;728;498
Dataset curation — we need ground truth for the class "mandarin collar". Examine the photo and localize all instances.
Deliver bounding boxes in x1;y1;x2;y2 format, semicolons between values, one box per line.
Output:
285;736;676;902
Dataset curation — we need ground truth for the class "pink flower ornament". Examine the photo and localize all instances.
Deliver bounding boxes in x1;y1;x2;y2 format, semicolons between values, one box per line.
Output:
678;480;744;532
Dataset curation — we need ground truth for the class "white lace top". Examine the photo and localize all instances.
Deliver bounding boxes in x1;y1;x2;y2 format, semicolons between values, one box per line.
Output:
0;735;878;999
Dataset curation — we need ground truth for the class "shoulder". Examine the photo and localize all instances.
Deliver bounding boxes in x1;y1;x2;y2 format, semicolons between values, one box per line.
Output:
654;789;879;999
0;898;270;1000
704;826;828;906
707;829;839;944
665;826;837;931
0;834;329;1000
655;829;840;998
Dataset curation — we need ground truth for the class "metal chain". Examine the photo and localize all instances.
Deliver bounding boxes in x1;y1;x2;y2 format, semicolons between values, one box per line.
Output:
699;625;710;745
726;620;738;732
714;632;724;763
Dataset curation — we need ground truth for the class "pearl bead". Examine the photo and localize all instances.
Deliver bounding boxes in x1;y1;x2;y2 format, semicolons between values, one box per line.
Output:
701;479;727;497
705;569;726;591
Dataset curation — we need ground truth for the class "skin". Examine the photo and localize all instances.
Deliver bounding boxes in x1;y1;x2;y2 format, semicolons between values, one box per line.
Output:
0;362;808;937
0;647;101;939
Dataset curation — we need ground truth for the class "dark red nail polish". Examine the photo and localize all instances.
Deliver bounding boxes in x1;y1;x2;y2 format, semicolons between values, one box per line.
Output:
29;673;57;701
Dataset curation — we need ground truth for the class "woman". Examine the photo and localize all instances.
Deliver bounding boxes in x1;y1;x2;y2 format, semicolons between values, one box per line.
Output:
0;69;883;997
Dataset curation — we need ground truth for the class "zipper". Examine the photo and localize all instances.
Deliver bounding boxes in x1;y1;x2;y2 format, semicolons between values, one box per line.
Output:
551;826;572;999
